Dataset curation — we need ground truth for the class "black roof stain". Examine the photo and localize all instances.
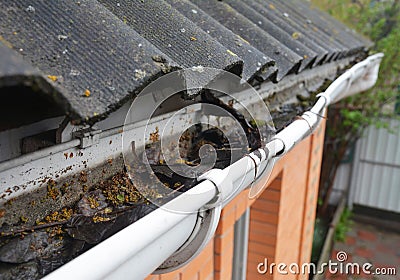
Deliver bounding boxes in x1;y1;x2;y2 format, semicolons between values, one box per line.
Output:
0;0;371;123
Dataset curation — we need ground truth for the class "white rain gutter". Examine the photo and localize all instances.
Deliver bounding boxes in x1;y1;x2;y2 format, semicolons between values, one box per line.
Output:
44;180;218;279
42;53;383;280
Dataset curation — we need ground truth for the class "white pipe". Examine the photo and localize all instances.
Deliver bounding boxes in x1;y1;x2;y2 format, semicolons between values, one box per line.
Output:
338;57;382;99
0;139;81;172
104;215;196;280
0;105;191;172
201;53;384;203
270;53;384;156
319;53;384;105
198;155;256;206
42;53;384;279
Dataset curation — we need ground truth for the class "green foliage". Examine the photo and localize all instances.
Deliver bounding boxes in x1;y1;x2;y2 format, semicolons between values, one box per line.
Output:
312;0;400;212
311;217;329;264
341;109;367;131
311;0;400;133
334;208;353;242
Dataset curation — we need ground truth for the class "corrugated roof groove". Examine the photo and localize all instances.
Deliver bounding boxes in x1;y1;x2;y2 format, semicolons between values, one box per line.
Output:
252;0;346;59
0;0;181;121
289;0;372;49
0;0;370;124
223;0;319;71
239;0;331;65
164;0;276;82
190;0;304;81
268;0;366;55
99;0;243;75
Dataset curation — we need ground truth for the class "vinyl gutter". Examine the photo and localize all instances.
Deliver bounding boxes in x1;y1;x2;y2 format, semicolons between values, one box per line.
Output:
42;53;383;279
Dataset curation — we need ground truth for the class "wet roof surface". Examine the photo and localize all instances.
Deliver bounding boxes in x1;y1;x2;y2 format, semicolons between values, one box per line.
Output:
0;0;370;123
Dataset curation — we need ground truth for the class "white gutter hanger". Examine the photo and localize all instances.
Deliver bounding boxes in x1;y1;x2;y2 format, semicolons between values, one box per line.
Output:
43;53;383;280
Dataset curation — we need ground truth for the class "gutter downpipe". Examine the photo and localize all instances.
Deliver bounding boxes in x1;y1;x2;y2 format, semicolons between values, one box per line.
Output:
43;53;383;280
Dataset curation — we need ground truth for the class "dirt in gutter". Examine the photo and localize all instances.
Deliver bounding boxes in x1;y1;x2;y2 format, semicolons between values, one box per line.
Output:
0;80;330;279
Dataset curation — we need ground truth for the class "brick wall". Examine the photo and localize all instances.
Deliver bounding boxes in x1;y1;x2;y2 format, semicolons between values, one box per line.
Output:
146;239;214;280
298;120;326;280
146;120;326;280
246;173;282;280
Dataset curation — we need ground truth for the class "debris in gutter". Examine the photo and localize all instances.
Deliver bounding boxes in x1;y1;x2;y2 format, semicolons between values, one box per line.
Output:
0;86;321;278
149;127;159;143
134;69;147;80
0;172;157;279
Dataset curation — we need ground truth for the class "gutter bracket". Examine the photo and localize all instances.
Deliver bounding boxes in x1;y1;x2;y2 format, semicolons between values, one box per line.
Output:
252;148;269;179
316;92;330;107
72;126;102;148
246;153;261;180
155;205;222;274
198;169;234;207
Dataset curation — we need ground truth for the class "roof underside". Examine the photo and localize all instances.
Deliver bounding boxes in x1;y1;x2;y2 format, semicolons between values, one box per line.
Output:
0;0;371;123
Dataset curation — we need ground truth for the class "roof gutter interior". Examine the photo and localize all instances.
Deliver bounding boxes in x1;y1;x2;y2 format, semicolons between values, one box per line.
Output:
0;55;352;174
42;53;383;280
0;1;380;278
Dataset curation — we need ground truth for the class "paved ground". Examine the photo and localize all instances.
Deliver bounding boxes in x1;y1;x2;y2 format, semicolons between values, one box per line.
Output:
325;220;400;280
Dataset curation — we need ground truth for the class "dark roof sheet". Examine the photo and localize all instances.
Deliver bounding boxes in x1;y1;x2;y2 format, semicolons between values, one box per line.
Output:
250;0;346;57
164;0;276;82
0;0;180;120
286;0;373;49
190;0;306;80
98;0;243;72
0;42;39;85
267;0;360;53
218;0;320;69
0;0;371;123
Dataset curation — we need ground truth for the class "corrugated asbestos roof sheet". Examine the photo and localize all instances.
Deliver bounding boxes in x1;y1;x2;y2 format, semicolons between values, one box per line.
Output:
0;0;371;123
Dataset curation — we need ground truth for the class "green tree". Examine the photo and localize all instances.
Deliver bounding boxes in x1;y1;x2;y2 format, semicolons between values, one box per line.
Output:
310;0;400;214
